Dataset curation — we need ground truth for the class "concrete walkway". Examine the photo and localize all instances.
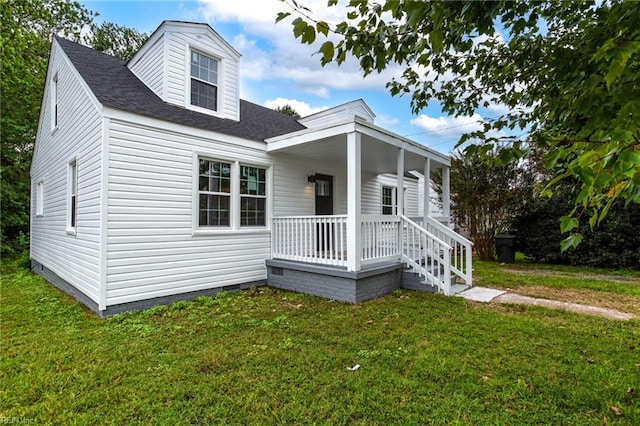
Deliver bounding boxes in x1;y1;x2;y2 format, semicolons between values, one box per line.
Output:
457;286;635;320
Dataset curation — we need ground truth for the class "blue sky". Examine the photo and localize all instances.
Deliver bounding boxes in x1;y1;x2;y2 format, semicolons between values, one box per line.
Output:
82;0;506;154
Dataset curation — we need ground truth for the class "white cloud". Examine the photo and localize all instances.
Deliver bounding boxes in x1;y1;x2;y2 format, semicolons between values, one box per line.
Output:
263;97;329;117
196;0;401;94
303;86;330;98
376;114;400;126
410;114;485;139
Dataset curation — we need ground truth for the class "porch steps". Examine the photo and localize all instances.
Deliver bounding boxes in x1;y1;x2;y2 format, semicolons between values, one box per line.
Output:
401;268;461;293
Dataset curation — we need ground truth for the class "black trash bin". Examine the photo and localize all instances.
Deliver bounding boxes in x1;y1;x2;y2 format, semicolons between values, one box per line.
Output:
495;234;516;263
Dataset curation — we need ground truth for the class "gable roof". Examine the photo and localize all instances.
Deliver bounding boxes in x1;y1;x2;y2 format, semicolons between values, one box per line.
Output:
54;36;306;142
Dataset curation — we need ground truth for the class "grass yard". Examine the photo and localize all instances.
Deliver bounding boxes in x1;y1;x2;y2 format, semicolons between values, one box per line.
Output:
1;259;639;425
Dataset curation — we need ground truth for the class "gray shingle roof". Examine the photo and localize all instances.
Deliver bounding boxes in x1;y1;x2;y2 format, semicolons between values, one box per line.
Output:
55;36;306;141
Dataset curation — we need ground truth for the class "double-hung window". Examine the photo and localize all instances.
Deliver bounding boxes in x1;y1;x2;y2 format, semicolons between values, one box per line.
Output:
382;186;394;215
196;157;268;230
240;165;266;226
190;50;218;111
198;159;231;227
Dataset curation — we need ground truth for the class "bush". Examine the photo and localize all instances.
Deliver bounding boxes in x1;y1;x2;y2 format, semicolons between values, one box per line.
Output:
515;188;640;269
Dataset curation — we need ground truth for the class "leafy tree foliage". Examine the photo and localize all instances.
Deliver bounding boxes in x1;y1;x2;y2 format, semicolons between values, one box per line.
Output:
84;22;148;61
435;151;534;261
515;184;640;269
1;0;94;254
279;0;640;250
275;104;302;119
1;0;145;255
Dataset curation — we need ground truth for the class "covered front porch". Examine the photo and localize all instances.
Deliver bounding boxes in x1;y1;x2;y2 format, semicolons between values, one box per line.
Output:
266;109;472;298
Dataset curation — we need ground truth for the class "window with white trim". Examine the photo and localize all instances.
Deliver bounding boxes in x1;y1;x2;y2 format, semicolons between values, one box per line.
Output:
196;157;268;230
36;181;44;216
198;159;231;227
68;160;77;230
240;165;266;226
190;50;218;111
382;186;394;215
51;73;59;130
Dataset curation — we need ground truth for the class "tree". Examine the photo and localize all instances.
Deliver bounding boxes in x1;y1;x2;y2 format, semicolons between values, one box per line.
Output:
1;0;145;255
278;0;640;251
84;22;148;61
435;150;533;260
1;0;95;255
275;104;302;119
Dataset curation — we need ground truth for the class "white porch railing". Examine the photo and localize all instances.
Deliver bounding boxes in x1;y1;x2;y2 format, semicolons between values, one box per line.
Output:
401;215;454;295
361;215;401;264
272;215;348;266
410;216;473;287
272;215;472;294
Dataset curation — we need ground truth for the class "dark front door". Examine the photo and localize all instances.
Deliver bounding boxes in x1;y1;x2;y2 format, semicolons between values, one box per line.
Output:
314;174;333;215
314;174;334;253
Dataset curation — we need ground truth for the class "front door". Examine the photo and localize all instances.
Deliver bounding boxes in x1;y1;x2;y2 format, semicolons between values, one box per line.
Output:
314;174;334;253
314;174;333;216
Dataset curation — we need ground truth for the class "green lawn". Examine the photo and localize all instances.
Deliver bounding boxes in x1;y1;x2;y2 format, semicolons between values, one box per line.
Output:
1;259;639;425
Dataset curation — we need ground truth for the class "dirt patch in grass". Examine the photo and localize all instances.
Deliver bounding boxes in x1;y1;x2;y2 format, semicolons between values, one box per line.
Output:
503;285;640;317
504;269;640;285
493;293;635;320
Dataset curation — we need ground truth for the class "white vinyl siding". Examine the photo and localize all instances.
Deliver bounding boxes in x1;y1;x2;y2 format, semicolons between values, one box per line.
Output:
128;34;165;98
106;117;270;306
271;152;348;217
361;174;419;216
30;40;103;303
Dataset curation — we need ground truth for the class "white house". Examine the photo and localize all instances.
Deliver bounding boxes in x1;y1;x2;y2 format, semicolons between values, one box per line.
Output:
30;21;472;316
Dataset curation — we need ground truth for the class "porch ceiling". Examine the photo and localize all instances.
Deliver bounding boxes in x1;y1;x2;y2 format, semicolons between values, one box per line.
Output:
266;118;450;175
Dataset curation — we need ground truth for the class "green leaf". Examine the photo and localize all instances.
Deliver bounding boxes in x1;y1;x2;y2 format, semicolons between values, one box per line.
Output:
275;12;291;24
560;233;583;252
560;216;579;234
318;41;334;65
316;21;330;37
430;29;444;53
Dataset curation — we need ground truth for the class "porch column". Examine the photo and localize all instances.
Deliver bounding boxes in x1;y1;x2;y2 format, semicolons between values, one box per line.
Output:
396;148;404;216
423;158;430;224
346;132;361;272
442;165;451;226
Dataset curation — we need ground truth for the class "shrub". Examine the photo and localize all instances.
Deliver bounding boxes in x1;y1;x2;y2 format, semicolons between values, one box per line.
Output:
515;187;640;269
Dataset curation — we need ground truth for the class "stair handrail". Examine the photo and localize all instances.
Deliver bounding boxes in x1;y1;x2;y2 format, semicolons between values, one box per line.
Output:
401;215;453;295
400;215;452;251
423;216;474;247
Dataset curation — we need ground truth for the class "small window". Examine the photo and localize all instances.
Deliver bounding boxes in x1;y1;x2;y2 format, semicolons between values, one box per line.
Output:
382;186;394;215
68;161;77;230
51;73;59;130
190;51;218;111
240;165;266;227
36;181;44;216
199;159;231;226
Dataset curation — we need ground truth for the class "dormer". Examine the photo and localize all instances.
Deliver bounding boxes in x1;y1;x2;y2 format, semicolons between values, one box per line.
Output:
127;21;242;121
298;99;376;129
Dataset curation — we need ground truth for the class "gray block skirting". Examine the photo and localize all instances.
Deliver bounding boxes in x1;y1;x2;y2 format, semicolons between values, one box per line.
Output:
266;259;403;303
31;259;266;318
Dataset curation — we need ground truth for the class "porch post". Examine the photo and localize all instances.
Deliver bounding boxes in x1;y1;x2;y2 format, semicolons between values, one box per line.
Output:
423;158;430;224
346;132;361;272
442;165;451;226
396;148;404;216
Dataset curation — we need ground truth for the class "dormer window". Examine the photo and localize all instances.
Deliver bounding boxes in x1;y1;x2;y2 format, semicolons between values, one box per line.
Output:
190;50;218;111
